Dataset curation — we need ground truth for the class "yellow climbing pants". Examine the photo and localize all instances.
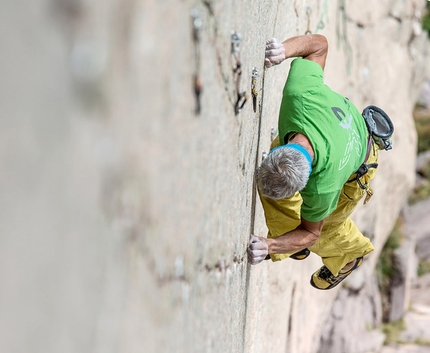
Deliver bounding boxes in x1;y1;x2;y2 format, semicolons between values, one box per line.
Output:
259;136;378;276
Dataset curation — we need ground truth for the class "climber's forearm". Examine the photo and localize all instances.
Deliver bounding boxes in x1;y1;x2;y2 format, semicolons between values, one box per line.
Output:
266;225;320;254
265;34;328;70
282;34;327;59
247;214;325;265
283;34;328;69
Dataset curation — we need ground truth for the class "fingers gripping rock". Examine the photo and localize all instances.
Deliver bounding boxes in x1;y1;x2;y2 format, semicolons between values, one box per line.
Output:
247;235;269;265
265;38;285;68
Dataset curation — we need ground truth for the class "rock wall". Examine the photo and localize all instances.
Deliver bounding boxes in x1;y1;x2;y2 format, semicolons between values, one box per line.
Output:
0;1;429;353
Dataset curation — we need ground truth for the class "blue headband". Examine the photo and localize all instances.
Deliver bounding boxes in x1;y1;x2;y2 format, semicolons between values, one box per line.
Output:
269;143;313;174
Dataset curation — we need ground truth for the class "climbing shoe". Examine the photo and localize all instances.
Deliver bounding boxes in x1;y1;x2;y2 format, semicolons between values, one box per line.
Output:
290;248;310;260
310;257;363;290
264;248;310;261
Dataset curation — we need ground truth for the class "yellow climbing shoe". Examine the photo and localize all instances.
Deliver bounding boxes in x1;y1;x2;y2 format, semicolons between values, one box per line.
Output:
310;257;363;290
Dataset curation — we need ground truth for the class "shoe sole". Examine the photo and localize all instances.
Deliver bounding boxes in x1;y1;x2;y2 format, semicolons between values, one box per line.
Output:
290;248;310;260
264;248;310;261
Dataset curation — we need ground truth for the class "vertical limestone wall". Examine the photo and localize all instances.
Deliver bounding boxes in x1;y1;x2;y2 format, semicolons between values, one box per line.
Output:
0;1;428;353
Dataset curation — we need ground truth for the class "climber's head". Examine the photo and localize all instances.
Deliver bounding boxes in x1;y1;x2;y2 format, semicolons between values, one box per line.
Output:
257;144;312;199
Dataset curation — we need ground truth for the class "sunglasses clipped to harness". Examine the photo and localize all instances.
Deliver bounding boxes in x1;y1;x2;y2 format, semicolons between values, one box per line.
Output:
362;105;394;151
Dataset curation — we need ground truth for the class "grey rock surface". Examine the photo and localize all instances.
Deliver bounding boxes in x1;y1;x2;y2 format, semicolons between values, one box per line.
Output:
0;1;429;353
416;150;430;175
380;195;430;352
400;304;430;343
389;237;417;322
411;273;430;307
405;198;430;246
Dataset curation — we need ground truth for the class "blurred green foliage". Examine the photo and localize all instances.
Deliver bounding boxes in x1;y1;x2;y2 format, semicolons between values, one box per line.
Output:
414;337;430;346
413;109;430;153
378;220;403;284
418;259;430;276
380;319;406;344
410;107;430;204
423;2;430;36
409;183;430;204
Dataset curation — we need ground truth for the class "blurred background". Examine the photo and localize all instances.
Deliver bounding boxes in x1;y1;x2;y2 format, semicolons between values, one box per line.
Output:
1;1;430;352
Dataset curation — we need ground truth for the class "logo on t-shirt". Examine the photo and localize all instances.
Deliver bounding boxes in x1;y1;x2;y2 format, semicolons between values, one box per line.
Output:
331;106;363;171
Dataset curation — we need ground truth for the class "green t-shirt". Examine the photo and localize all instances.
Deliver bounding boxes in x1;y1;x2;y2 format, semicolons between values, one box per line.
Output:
278;58;368;222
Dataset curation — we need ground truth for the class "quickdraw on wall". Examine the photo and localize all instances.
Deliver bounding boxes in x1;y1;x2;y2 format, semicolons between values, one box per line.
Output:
336;0;353;74
189;10;266;117
251;67;259;113
305;6;312;34
315;0;328;33
231;30;247;115
304;0;328;35
191;8;203;115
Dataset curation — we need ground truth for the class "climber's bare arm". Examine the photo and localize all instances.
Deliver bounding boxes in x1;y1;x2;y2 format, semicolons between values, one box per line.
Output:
265;34;328;70
247;217;325;265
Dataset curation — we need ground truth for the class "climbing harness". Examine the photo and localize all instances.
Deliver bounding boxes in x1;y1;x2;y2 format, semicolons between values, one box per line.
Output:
352;162;378;204
349;106;394;204
191;8;203;114
231;30;247;115
348;149;378;205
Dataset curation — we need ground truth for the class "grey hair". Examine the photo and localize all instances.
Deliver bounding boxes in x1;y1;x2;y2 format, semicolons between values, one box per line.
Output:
257;147;311;199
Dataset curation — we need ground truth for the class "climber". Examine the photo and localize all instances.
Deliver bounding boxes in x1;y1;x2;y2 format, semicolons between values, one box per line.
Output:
247;34;393;290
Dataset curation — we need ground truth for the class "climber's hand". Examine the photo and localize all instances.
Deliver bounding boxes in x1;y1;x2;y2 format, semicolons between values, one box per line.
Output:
265;38;286;68
247;235;269;265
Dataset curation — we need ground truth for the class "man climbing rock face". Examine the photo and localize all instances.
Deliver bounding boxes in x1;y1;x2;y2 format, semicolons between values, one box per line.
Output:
247;34;393;290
